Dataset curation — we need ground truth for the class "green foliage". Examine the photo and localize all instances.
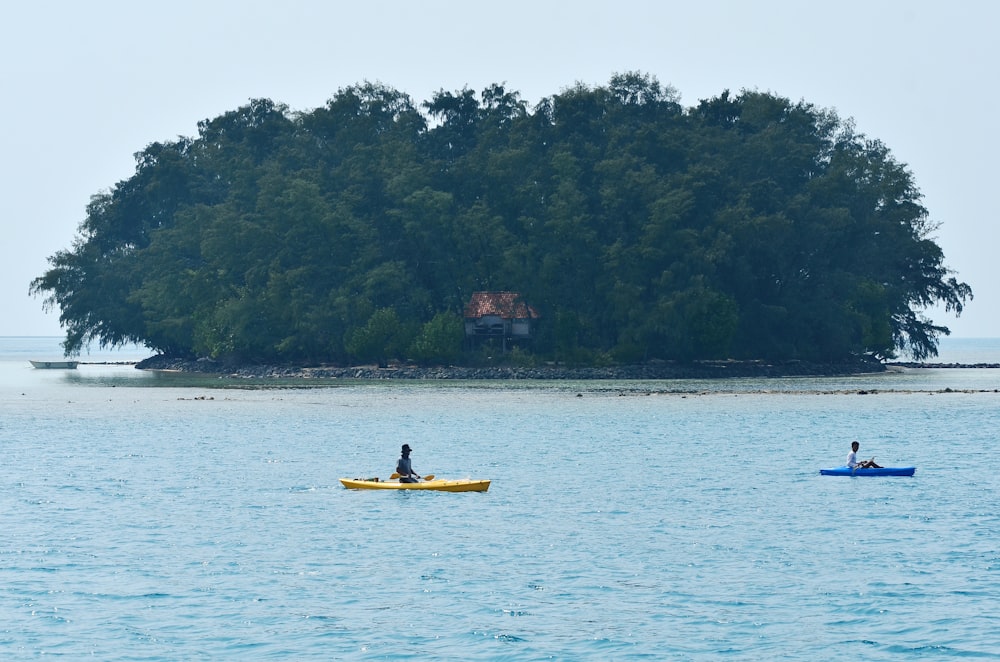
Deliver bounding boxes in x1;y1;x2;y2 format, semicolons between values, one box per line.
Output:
408;312;464;365
344;308;413;367
31;74;972;364
504;347;537;368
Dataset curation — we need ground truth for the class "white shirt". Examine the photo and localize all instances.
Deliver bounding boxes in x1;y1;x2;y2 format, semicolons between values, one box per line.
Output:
847;450;858;468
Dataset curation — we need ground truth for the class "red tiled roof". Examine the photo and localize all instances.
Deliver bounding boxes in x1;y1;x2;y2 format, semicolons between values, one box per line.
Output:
463;291;540;319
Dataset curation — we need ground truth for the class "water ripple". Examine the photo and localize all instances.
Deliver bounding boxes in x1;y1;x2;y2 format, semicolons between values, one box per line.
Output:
1;369;998;658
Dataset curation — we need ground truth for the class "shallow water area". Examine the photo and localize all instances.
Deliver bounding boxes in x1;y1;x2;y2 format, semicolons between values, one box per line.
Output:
1;338;999;659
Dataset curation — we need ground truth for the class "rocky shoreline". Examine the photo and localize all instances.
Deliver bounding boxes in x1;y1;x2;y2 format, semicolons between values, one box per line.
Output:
887;361;1000;369
135;355;893;380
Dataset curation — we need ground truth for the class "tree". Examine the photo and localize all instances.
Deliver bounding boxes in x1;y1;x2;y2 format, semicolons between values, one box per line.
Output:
408;312;464;364
344;308;412;367
32;76;971;365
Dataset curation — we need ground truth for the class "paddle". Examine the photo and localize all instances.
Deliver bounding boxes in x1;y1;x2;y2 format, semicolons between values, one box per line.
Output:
390;473;435;481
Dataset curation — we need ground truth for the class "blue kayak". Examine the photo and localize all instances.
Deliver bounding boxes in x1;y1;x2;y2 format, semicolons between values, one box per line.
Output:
820;466;915;476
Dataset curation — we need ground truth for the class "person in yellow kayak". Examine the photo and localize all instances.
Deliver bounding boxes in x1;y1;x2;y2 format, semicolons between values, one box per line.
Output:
396;444;422;483
847;441;882;469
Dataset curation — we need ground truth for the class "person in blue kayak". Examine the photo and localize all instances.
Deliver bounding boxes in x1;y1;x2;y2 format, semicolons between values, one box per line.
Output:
396;444;422;483
847;441;882;469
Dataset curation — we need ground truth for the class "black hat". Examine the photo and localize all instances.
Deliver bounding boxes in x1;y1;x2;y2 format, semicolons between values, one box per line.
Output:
401;444;412;452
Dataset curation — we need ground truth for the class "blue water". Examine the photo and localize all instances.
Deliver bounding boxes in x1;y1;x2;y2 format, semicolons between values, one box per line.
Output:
1;338;999;659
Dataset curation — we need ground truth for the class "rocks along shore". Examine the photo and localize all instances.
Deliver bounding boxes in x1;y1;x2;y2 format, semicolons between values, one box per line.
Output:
135;355;888;380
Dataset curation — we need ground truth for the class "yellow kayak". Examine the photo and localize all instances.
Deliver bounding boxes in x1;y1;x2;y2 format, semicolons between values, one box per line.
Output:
339;477;490;492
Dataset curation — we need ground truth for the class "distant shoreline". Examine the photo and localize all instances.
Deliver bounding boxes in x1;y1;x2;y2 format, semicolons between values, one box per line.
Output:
887;362;1000;369
105;356;1000;379
134;355;904;380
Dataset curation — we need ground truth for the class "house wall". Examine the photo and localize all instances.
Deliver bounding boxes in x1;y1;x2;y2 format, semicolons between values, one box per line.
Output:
510;319;532;338
466;315;507;336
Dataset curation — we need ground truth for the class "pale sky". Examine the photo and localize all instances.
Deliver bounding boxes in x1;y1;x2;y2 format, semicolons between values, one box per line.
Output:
2;0;996;340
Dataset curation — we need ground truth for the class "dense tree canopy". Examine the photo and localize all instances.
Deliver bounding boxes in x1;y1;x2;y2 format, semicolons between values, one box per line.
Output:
32;73;971;364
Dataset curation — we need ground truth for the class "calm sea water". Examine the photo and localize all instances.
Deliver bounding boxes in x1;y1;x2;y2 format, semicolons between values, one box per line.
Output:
1;337;998;660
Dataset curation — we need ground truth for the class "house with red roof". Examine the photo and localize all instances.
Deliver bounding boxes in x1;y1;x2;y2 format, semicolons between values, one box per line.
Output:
463;291;540;351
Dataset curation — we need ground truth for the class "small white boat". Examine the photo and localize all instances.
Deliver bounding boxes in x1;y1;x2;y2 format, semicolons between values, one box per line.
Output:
29;360;79;369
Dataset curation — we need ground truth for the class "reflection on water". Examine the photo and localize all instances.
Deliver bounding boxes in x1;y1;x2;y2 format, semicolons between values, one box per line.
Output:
5;335;1000;394
6;362;999;397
